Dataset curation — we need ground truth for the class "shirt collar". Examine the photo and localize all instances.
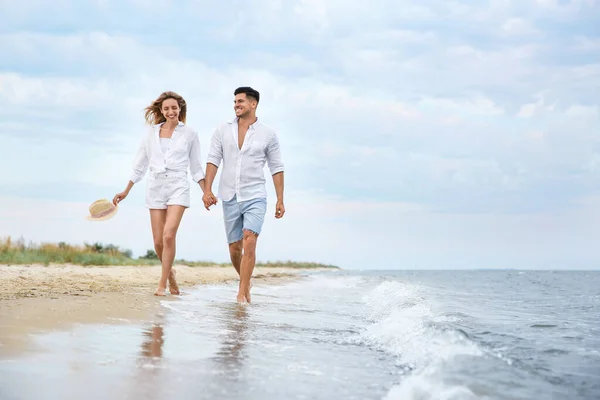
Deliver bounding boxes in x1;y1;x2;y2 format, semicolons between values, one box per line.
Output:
155;121;184;129
229;117;259;130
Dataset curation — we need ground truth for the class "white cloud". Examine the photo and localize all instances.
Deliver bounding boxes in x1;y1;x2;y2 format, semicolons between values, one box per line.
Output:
573;35;600;51
0;72;113;109
501;18;539;36
516;93;557;118
516;92;598;120
526;130;545;140
416;96;505;117
535;0;597;9
535;0;557;7
564;104;599;118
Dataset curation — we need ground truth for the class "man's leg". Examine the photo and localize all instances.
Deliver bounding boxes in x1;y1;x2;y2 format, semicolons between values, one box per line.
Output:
155;205;186;296
238;230;258;303
229;241;243;275
237;197;267;304
222;196;244;275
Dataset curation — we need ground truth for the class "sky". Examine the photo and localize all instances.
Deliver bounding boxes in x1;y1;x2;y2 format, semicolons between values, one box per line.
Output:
1;0;599;270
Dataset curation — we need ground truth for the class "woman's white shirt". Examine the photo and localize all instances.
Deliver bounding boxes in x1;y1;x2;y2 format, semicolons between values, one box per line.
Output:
160;137;170;156
130;121;205;184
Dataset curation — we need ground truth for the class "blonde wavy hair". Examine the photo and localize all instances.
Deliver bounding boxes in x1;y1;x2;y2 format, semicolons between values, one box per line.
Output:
144;91;187;125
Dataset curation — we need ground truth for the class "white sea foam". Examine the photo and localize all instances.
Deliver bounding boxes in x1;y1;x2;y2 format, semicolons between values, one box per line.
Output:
383;374;478;400
358;280;484;400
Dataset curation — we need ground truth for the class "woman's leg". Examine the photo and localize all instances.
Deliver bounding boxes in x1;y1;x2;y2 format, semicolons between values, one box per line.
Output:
154;205;186;296
149;209;179;294
150;209;167;260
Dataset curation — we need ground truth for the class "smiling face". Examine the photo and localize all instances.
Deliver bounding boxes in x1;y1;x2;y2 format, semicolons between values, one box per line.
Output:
161;98;180;123
234;93;257;118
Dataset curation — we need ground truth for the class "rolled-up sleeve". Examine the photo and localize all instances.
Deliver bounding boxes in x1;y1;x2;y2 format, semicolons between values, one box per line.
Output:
130;136;149;184
188;131;205;182
206;127;223;168
266;132;284;175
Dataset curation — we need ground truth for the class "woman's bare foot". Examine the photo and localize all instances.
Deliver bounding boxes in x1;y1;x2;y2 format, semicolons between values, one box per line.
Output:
236;293;247;304
154;287;166;296
236;285;251;304
169;269;180;295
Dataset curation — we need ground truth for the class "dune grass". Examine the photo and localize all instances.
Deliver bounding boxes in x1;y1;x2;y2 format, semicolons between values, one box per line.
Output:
0;237;154;266
0;237;339;269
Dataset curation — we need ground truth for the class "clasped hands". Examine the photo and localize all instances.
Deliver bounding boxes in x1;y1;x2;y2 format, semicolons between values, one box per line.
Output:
202;191;218;210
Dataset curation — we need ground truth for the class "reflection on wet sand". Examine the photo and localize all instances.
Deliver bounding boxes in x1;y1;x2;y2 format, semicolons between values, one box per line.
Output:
125;301;252;398
214;304;250;374
140;323;165;360
128;318;167;400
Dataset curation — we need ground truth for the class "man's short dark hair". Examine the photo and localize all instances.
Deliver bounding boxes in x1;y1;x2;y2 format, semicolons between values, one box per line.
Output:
234;86;260;103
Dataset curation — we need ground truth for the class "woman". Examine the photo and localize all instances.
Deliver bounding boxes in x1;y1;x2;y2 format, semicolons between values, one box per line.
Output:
113;91;206;296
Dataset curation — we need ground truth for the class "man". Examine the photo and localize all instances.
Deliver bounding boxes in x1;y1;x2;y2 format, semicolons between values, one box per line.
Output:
202;86;285;304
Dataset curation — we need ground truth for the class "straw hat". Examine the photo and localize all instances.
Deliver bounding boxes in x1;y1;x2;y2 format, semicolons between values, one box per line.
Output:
86;199;118;221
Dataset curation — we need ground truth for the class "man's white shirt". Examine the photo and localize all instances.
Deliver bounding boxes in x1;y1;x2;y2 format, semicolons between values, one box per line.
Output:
206;117;284;202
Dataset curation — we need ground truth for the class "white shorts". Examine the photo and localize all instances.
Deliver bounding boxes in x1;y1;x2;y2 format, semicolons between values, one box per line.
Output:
145;170;190;209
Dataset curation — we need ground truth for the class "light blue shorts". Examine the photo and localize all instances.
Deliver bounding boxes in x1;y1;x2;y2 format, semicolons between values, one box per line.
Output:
222;195;267;244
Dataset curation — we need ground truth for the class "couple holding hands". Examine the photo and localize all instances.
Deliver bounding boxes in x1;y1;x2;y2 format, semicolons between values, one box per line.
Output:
112;87;285;304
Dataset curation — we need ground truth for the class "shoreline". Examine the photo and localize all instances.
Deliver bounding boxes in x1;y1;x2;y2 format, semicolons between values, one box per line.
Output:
0;263;311;300
0;263;313;358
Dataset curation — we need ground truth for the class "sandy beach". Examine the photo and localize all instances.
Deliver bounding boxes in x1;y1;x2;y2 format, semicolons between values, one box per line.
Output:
0;263;302;357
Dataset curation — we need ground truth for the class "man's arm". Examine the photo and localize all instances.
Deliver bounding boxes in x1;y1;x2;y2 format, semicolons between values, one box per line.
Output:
204;163;218;194
272;172;284;201
266;132;285;218
272;171;285;218
202;127;223;209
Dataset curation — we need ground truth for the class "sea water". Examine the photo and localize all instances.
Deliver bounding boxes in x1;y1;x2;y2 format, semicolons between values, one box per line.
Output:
1;269;598;399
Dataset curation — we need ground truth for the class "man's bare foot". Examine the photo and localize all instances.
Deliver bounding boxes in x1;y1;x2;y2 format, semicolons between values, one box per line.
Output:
154;287;166;296
169;269;180;295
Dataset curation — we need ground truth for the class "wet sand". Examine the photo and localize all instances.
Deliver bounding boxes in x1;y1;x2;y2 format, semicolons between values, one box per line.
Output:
0;263;303;357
